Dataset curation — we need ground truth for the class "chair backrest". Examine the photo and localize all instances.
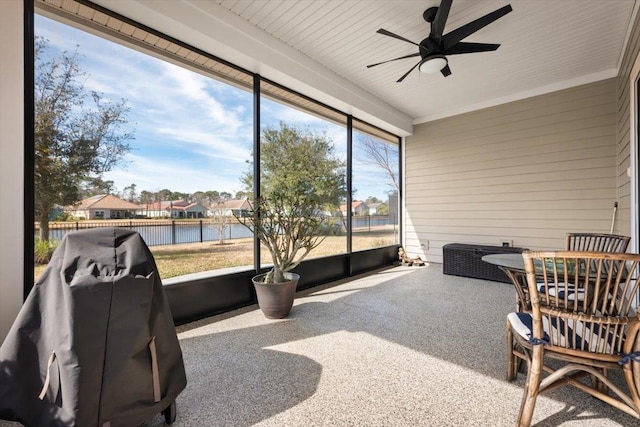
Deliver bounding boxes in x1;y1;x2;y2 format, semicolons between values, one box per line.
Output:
523;251;640;358
565;233;630;253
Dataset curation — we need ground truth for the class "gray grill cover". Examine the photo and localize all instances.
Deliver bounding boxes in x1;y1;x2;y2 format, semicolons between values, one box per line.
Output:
0;228;187;426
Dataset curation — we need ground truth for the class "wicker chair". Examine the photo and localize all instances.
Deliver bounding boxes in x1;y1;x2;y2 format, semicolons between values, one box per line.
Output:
506;233;633;375
566;232;631;253
505;234;630;313
507;251;640;426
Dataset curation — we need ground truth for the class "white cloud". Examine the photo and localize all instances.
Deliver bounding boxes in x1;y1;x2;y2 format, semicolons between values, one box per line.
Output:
154;127;251;163
104;153;246;194
35;15;393;200
158;63;243;130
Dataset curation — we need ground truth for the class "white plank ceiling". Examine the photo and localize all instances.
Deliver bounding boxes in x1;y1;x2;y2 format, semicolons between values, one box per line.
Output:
214;0;636;122
90;0;637;135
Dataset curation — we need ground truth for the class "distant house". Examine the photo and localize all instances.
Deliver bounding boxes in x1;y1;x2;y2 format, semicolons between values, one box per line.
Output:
67;194;140;220
210;199;252;217
143;200;207;219
339;201;369;216
367;202;384;215
143;201;171;218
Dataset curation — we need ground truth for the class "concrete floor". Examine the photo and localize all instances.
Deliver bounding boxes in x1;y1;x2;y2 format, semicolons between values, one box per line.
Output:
156;263;638;426
2;263;638;426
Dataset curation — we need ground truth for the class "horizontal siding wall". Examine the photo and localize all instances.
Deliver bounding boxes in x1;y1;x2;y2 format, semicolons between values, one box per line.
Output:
616;9;640;250
405;79;618;263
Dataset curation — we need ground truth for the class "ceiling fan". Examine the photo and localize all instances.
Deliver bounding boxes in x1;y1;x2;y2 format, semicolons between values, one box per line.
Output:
367;0;513;82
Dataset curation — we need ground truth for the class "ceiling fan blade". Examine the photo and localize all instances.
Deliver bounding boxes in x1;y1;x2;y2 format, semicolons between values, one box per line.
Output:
430;0;452;42
397;60;421;83
376;28;422;48
441;64;452;77
367;52;421;68
444;42;500;55
443;4;513;50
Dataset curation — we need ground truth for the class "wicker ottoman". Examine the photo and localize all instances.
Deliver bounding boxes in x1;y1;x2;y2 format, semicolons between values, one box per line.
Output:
442;243;526;283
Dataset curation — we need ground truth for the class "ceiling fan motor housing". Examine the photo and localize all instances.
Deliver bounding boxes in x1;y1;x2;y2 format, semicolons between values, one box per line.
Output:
420;37;442;59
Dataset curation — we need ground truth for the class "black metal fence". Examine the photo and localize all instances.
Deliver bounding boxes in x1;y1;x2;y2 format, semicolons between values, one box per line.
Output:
38;220;253;247
37;215;396;247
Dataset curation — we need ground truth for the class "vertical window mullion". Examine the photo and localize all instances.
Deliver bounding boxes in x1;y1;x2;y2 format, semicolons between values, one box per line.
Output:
347;115;353;257
25;0;35;298
398;136;403;247
253;74;261;274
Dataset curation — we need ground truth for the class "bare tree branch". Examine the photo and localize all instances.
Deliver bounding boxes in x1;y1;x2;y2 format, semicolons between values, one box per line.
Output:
356;135;399;192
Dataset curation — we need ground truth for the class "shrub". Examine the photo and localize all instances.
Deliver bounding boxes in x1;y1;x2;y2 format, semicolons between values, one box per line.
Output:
54;211;70;221
317;221;345;236
34;238;59;265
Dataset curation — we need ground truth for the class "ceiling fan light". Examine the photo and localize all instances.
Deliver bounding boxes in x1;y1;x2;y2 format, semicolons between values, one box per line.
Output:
418;56;447;74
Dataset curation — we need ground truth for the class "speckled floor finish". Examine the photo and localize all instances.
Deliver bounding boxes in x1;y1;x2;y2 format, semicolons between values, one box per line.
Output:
2;264;638;426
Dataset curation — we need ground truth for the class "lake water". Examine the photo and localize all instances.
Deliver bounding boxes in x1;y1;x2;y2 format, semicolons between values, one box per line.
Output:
47;222;254;246
46;216;393;247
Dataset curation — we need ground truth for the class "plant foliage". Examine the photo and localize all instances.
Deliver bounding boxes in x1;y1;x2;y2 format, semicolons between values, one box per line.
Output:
34;237;59;265
34;37;133;241
237;123;346;283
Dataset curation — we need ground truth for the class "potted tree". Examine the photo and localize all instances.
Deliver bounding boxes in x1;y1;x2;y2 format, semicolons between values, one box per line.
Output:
236;123;346;318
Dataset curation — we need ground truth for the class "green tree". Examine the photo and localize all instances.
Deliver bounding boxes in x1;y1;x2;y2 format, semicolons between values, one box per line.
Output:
122;183;137;202
243;122;346;208
365;196;382;204
35;37;132;240
139;190;155;205
157;189;173;202
239;123;346;283
376;203;389;215
204;190;221;204
169;191;189;202
139;190;155;217
233;190;248;200
78;177;115;198
191;191;207;205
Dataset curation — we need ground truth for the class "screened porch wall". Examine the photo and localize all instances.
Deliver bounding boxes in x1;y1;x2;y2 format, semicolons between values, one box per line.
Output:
404;79;619;264
614;6;640;249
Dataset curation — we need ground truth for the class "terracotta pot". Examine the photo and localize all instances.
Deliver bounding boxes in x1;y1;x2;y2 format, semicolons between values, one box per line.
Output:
252;272;300;319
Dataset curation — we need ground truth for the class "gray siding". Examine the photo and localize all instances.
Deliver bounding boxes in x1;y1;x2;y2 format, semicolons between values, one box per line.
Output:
405;80;618;263
615;8;640;248
0;0;24;342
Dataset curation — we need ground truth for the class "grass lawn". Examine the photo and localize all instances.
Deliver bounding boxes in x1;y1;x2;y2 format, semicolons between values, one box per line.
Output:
34;229;397;282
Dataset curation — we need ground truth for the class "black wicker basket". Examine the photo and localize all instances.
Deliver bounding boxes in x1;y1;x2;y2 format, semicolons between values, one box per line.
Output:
442;243;526;283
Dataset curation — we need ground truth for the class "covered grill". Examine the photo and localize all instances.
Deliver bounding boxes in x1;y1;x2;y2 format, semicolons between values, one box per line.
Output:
0;228;187;426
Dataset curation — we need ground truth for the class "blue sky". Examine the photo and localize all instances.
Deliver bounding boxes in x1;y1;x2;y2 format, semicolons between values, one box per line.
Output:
35;14;397;201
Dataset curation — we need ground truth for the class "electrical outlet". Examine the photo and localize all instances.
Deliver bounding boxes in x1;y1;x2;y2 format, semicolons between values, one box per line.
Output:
421;240;429;250
500;240;512;247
